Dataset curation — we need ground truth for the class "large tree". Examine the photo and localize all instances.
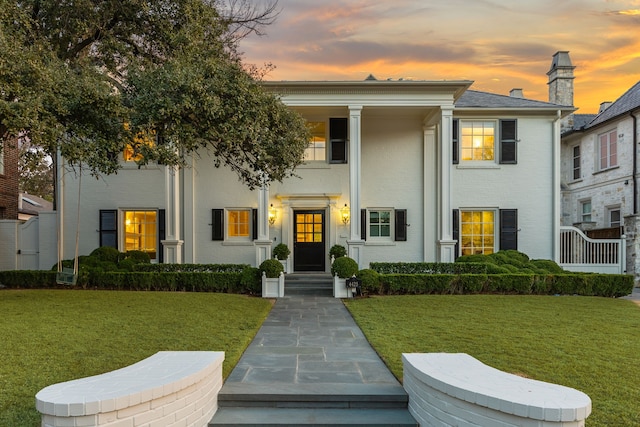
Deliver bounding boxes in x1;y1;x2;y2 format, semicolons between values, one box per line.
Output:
0;0;309;189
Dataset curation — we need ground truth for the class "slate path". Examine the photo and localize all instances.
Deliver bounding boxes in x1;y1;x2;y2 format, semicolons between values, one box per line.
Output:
210;296;417;426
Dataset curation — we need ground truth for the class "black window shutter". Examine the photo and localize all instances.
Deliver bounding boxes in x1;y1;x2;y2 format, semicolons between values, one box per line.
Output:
252;208;258;240
99;210;118;249
395;209;407;241
330;118;348;163
452;209;459;259
212;209;224;241
500;119;517;164
500;209;518;250
452;119;459;164
158;209;165;263
361;209;367;241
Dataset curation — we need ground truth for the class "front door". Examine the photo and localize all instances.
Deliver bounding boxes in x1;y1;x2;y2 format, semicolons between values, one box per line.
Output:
293;210;326;271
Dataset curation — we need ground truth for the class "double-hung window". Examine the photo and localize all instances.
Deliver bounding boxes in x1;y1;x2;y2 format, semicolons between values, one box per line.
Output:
599;129;617;170
227;209;251;240
461;121;495;161
581;200;592;222
453;119;517;164
305;122;327;162
369;210;392;240
572;145;581;180
460;210;495;255
609;207;621;228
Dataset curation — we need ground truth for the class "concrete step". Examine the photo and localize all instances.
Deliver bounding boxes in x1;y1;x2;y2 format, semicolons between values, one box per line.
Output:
217;383;409;409
209;407;418;426
285;273;333;296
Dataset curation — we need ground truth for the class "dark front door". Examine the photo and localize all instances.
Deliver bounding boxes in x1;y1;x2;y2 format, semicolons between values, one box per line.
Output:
293;210;325;271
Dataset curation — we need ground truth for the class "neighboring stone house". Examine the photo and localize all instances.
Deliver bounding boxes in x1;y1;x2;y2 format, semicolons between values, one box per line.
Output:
0;138;19;220
561;77;640;280
18;193;53;221
51;53;573;271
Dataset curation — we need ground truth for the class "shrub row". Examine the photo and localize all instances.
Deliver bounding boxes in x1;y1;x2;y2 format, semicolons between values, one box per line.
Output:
0;269;261;294
370;262;489;274
134;263;250;273
358;273;634;298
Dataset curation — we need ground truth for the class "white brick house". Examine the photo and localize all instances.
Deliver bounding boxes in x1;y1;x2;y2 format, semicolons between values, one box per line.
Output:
47;54;575;272
561;80;640;280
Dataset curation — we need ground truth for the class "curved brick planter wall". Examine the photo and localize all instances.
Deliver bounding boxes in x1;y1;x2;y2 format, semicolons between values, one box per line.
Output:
403;353;591;427
36;351;224;427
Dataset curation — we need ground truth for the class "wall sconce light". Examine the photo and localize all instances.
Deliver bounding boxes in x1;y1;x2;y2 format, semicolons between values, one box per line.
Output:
341;204;350;225
268;204;277;225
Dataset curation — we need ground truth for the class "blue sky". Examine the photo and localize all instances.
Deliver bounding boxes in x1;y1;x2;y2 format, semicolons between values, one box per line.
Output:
239;0;640;113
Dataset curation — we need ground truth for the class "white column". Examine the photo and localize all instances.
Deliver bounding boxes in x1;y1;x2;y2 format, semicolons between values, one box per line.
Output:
347;105;365;266
437;106;457;262
254;181;272;266
553;110;562;263
423;125;437;262
162;165;183;263
182;155;195;263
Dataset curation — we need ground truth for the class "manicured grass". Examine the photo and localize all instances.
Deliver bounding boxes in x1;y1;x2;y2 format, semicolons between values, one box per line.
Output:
0;290;272;427
344;294;640;427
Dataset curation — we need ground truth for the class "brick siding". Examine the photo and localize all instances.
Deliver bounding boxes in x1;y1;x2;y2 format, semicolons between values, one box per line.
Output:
0;138;19;219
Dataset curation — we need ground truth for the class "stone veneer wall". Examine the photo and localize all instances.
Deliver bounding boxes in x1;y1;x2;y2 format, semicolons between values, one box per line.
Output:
403;353;591;427
36;351;224;427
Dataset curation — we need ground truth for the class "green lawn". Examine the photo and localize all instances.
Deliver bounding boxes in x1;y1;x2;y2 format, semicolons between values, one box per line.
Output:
0;290;272;427
344;294;640;427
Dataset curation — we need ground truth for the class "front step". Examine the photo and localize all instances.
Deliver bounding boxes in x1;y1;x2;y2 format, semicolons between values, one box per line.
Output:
285;273;333;296
217;383;409;409
210;383;417;426
210;408;418;426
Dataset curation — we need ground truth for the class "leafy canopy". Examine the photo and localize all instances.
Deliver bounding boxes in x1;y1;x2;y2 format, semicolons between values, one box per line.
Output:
0;0;309;188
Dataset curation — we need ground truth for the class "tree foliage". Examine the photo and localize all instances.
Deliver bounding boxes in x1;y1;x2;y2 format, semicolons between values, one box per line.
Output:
18;138;54;201
0;0;309;188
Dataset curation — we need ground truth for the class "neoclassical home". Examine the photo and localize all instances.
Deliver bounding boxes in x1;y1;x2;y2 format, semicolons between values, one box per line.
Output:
53;65;573;272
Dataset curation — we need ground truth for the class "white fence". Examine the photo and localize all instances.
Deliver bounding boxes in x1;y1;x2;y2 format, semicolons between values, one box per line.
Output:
0;213;58;271
559;226;626;274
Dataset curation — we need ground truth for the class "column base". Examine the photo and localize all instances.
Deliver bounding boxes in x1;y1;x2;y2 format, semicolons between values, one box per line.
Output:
346;239;365;267
161;239;184;264
254;239;273;267
437;239;457;263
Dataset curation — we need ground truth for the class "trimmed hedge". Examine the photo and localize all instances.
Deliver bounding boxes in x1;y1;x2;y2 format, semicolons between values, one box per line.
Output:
134;263;250;273
372;273;633;297
370;262;488;274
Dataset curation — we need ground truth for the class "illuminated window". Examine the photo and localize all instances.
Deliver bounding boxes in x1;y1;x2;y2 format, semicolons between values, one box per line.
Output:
123;210;157;260
461;121;495;161
369;210;392;240
599;129;617;170
227;209;250;239
460;210;495;255
124;129;156;162
304;122;326;162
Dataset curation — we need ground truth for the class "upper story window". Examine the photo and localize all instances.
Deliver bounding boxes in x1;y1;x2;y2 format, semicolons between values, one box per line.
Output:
304;122;326;162
598;129;617;170
453;119;517;164
572;145;581;180
124;129;156;162
581;200;592;222
461;121;495;161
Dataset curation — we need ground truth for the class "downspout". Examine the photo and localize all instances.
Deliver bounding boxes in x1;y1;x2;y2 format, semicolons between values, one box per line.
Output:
632;111;638;214
553;110;562;264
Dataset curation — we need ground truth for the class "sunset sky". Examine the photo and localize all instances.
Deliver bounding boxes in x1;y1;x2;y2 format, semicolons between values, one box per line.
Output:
239;0;640;113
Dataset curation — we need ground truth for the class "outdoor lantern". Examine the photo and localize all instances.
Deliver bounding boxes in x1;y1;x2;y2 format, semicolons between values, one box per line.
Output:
341;204;350;225
268;204;277;225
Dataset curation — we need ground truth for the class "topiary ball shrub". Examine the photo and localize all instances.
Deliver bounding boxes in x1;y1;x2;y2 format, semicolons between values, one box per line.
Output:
90;246;121;263
272;243;291;260
329;244;347;260
331;256;358;278
260;259;284;278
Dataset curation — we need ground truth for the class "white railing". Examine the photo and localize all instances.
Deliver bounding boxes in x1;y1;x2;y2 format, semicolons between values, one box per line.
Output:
559;226;626;274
